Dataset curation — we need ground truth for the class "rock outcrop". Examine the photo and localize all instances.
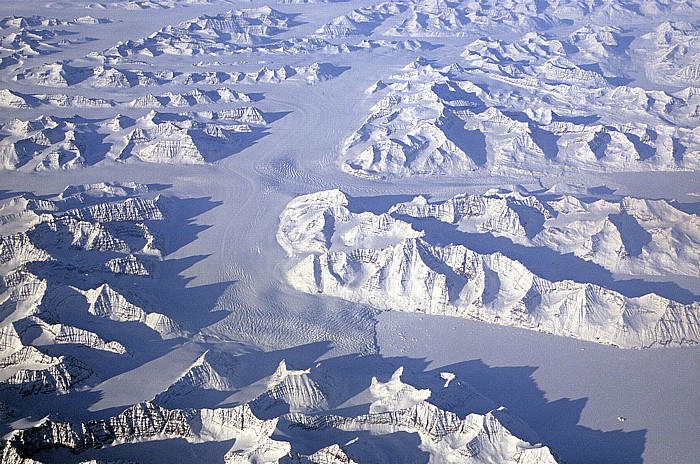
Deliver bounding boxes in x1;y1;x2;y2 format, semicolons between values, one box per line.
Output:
279;190;700;348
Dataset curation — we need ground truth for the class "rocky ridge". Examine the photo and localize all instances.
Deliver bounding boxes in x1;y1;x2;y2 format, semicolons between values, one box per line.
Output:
0;184;187;396
1;359;558;464
278;189;700;348
341;53;699;178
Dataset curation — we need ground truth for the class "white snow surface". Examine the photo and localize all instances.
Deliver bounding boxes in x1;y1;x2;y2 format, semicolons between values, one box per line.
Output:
279;189;700;348
0;0;698;463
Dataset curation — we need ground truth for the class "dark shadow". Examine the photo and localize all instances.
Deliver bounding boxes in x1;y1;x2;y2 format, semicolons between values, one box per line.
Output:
529;123;560;160
626;133;655;161
432;81;487;113
35;437;237;464
280;425;430;463
156;341;335;411
587;185;616;196
0;388;105;438
50;29;80;37
588;130;611;159
189;126;269;163
0;184;170;208
506;197;546;238
608;212;652;257
181;70;231;85
345;193;419;215
393;214;699;303
672;138;685;163
243;92;264;102
402;40;443;51
14;138;47;168
4;193;233;422
3;346;646;464
149;112;190;123
150;195;223;254
156;387;235;411
228;341;334;392
6;116;114;169
310;63;351;80
0;54;21;70
263;110;292;124
551;111;600;125
52;62;93;86
561;41;580;55
611;33;635;51
74;131;111;166
669;199;700;216
605;75;634;86
579;63;633;86
0;189;22;201
438;359;646;464
3;89;42;107
534;0;549;14
147;258;232;330
321;213;335;251
277;351;644;464
500;110;560;160
439;111;488;166
330;4;407;37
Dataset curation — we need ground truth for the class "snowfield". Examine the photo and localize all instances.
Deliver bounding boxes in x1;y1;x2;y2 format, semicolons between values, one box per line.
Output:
0;0;698;463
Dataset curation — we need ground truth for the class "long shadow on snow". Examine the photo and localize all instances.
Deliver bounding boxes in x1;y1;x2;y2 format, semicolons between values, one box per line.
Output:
263;110;292;123
4;343;645;464
153;341;335;411
0;189;22;201
0;389;105;439
12;117;112;169
34;437;238;464
345;193;422;215
189;126;270;163
608;211;652;257
439;110;488;166
425;358;645;464
395;214;699;303
262;348;646;464
4;194;233;420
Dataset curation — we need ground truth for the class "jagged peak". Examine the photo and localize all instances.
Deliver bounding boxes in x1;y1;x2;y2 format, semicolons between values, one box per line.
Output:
268;359;311;387
369;366;432;413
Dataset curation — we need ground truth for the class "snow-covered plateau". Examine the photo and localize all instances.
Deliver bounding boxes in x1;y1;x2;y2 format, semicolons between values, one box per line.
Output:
0;0;698;463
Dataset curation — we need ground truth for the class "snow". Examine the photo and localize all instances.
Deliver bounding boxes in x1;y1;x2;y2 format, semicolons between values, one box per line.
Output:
278;189;700;348
0;0;698;463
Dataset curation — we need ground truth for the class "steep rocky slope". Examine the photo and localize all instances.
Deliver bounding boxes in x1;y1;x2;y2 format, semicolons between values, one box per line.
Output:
279;190;700;348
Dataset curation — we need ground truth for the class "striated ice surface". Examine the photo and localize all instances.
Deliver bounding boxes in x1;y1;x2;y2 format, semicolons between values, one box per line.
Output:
0;0;698;462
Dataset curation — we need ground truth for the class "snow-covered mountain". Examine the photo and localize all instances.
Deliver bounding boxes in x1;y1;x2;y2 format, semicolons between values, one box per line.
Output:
278;190;700;348
1;359;558;464
0;108;276;170
0;184;188;397
341;58;699;178
1;0;698;462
